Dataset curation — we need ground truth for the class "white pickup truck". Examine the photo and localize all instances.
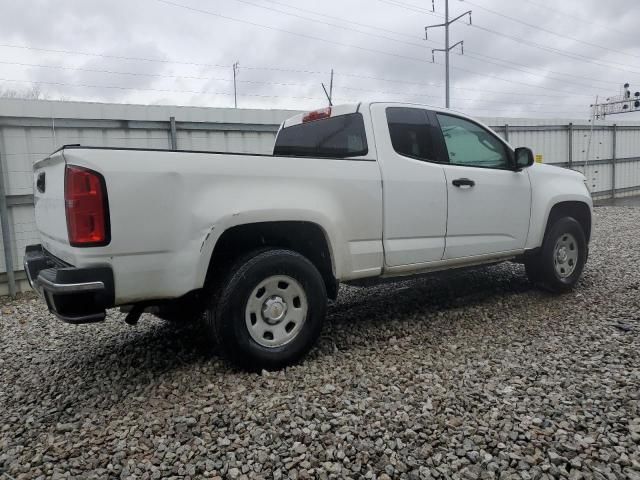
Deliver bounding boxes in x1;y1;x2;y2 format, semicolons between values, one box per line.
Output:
25;102;592;369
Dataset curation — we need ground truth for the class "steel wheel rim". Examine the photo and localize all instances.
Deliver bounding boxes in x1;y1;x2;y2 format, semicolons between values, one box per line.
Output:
553;232;579;278
245;275;308;348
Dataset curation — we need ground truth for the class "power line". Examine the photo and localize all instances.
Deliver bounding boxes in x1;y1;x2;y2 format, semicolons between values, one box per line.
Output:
260;0;632;89
0;44;600;98
270;0;622;89
216;0;618;93
226;0;427;49
0;43;230;70
261;0;420;40
0;0;620;105
462;51;617;89
0;77;325;101
459;106;589;117
469;24;640;78
2;58;597;100
0;6;614;101
0;60;230;82
222;0;620;94
444;61;603;97
0;36;618;95
152;0;430;64
336;73;592;98
152;0;608;96
0;43;338;78
374;0;443;16
518;0;635;40
0;59;593;104
339;85;587;107
257;0;623;90
461;52;606;94
0;60;330;89
1;0;619;96
463;0;640;61
0;77;590;113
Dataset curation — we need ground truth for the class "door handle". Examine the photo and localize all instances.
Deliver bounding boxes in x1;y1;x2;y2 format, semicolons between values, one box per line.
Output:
452;178;475;188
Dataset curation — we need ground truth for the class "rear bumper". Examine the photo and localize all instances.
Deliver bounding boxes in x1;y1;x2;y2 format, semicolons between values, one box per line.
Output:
23;244;115;324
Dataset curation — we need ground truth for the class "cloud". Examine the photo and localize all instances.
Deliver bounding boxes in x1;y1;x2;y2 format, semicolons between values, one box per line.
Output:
1;0;639;120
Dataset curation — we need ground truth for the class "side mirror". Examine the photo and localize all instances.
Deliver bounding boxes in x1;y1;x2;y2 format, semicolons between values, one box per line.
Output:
514;147;535;170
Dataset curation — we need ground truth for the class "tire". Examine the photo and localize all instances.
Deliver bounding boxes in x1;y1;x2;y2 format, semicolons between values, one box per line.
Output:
206;248;327;370
526;217;587;293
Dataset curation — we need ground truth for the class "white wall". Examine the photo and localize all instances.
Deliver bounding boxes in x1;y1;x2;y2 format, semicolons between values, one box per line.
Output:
2;98;640;294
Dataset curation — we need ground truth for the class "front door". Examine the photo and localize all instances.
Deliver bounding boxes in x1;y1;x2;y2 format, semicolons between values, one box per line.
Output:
432;112;532;260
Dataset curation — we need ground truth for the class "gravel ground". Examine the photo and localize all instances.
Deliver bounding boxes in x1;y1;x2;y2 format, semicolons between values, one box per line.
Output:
1;206;639;480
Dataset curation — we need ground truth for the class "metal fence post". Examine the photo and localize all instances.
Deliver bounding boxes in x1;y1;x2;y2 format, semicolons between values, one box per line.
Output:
169;116;178;150
612;124;617;199
0;146;16;298
504;123;510;142
568;122;573;168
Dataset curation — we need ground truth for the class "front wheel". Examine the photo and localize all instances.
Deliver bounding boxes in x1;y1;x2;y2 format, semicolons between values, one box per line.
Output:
525;217;587;293
206;249;327;370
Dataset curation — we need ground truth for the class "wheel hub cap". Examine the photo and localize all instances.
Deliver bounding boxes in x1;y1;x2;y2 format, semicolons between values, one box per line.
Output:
556;247;568;263
553;233;579;278
262;296;287;324
245;275;309;348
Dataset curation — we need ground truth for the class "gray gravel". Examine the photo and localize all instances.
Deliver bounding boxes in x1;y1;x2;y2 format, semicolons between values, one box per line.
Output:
1;206;639;480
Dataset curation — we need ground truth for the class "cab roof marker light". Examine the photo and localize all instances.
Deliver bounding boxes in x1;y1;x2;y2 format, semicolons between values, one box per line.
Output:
302;107;332;123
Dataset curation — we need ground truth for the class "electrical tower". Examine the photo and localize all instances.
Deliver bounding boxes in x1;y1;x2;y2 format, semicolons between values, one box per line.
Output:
592;83;640;119
425;0;472;108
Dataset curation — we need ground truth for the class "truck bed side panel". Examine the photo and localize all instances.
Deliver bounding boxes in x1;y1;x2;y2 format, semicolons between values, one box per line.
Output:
56;149;383;304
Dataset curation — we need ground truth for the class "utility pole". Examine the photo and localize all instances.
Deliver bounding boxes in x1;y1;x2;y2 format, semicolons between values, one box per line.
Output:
425;0;472;108
321;68;334;106
232;61;239;108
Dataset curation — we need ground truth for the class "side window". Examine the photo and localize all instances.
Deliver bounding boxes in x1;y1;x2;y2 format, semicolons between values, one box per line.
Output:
386;107;437;162
436;113;510;169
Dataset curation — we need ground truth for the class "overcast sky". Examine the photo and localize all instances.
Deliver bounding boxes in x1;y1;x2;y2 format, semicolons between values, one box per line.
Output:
1;0;640;119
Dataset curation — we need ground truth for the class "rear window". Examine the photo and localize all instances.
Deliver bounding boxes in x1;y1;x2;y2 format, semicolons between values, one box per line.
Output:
386;107;437;162
274;113;368;158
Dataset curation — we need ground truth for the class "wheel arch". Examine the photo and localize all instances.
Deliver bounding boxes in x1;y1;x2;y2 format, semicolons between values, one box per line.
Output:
203;221;339;300
544;201;592;244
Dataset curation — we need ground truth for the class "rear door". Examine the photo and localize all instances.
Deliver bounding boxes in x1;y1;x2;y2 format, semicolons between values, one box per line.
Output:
33;151;70;258
430;112;531;259
370;104;448;267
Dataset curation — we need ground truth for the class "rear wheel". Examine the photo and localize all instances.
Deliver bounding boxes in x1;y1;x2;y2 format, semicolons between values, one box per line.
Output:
206;249;327;370
525;217;587;293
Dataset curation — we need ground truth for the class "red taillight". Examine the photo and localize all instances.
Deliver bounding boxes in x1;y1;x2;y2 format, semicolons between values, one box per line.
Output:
302;107;332;123
65;165;110;247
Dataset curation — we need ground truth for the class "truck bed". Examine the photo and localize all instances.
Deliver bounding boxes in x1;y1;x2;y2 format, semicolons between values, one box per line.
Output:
33;146;384;304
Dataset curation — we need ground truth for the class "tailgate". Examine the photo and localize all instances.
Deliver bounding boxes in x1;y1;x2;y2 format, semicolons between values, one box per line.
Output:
33;151;70;261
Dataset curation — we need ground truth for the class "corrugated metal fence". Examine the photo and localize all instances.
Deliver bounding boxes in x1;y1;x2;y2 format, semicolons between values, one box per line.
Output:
2;98;640;296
